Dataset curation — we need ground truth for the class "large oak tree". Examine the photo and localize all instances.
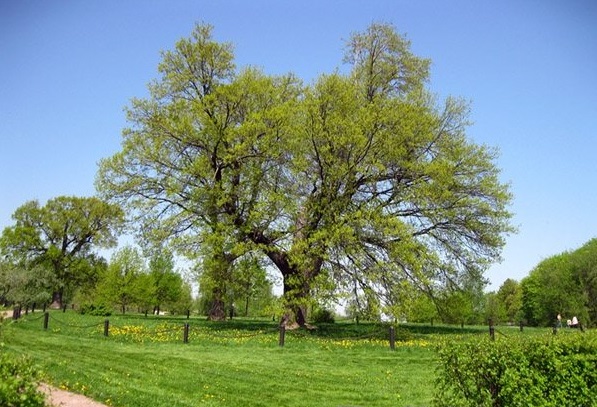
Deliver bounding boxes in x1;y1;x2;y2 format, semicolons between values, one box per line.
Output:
0;196;124;308
97;23;514;326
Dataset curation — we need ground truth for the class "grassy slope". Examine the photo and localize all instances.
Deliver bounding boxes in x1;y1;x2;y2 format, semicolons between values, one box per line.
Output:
0;311;488;407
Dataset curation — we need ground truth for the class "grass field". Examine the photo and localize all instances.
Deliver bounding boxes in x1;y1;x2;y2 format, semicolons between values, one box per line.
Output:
0;310;552;407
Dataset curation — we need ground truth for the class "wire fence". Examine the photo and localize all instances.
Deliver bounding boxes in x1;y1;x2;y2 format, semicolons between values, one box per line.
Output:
48;313;105;329
7;309;552;349
4;310;417;349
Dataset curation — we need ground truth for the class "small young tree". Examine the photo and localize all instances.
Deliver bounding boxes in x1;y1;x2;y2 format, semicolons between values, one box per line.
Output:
232;256;274;317
484;292;506;325
135;273;155;315
98;246;145;314
496;278;522;324
345;288;382;322
406;292;440;324
148;250;182;314
169;281;194;315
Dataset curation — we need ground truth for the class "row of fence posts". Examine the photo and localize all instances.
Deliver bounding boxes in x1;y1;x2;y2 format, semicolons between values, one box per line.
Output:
26;311;504;345
29;312;506;347
35;312;402;350
6;307;534;342
31;312;502;346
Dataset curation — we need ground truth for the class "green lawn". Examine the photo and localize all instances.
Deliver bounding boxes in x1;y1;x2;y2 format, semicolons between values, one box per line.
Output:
0;311;547;407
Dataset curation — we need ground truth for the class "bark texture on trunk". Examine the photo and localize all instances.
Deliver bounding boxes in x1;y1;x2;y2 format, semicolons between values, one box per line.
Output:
49;291;63;309
249;225;323;328
207;291;227;321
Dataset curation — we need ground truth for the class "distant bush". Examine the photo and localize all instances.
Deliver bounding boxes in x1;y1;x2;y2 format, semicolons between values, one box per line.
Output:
0;348;47;407
79;303;112;316
434;332;597;407
310;308;335;324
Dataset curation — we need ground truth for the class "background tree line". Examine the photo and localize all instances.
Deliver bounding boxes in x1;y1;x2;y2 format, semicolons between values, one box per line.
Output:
1;195;594;325
0;196;276;317
403;237;597;328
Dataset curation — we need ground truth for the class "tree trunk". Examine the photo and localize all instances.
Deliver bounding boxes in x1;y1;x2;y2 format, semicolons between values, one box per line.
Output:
280;274;312;328
49;291;63;309
294;304;308;326
207;288;226;321
208;298;226;320
251;229;322;328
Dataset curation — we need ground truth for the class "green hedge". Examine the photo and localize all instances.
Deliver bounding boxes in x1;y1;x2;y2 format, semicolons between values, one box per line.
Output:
434;332;597;407
79;302;112;316
0;347;47;407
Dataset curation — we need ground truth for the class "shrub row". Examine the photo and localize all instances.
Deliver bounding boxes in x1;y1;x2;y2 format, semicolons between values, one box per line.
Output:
434;332;597;407
0;346;47;407
79;303;112;316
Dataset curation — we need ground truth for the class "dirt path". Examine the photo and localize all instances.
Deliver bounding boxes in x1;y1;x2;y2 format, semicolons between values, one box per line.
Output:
1;309;13;319
2;309;108;407
39;384;109;407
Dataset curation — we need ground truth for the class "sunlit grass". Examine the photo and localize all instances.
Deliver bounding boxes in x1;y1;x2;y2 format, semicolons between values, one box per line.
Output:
1;310;560;407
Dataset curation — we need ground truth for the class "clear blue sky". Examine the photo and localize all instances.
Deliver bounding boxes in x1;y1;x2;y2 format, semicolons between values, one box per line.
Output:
1;1;596;290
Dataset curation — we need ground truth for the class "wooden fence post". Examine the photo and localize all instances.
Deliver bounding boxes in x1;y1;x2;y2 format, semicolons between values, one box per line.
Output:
104;319;110;337
183;323;190;343
389;326;396;351
489;319;495;341
279;325;286;347
43;312;49;330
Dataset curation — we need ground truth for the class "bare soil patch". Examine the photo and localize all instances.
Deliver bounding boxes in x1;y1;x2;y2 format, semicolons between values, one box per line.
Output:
39;384;108;407
1;309;13;319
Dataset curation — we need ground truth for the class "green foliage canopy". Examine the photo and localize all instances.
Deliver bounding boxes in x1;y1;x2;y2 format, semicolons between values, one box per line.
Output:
0;196;124;308
521;238;597;327
97;23;514;325
98;246;147;314
0;262;52;308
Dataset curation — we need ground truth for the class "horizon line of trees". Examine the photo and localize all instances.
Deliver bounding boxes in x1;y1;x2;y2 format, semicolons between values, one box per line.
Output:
1;194;594;326
0;196;275;318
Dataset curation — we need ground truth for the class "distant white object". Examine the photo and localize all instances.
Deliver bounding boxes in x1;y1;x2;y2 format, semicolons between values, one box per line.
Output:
572;316;579;326
380;313;393;322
